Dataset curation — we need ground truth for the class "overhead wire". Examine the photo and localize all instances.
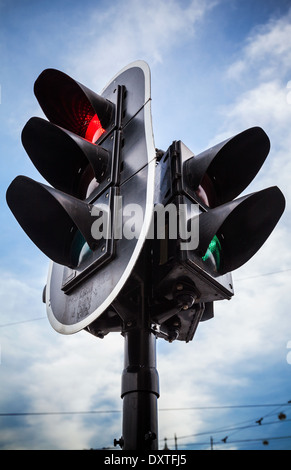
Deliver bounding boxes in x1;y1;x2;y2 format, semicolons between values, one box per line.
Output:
0;402;290;417
183;435;291;449
161;400;291;450
1;401;290;450
1;268;291;328
234;267;291;281
162;418;291;446
211;402;289;444
0;316;46;327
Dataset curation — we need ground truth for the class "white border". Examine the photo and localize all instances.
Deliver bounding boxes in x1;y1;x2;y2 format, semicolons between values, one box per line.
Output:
47;61;156;334
100;59;152;104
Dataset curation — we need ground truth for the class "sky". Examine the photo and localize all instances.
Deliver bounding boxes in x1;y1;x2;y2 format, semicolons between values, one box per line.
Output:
1;0;291;450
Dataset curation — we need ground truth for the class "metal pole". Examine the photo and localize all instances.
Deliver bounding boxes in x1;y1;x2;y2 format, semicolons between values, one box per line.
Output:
120;316;159;450
113;242;159;451
113;238;198;450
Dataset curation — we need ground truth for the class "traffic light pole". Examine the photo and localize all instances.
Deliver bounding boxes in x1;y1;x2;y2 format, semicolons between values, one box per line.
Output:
114;244;160;451
120;318;159;450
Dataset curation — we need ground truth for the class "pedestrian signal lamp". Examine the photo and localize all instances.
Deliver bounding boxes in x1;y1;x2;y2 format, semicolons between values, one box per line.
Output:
154;127;285;318
6;61;156;334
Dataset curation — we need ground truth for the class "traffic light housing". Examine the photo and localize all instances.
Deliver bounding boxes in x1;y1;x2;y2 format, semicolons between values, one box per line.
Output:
6;61;156;334
152;128;285;339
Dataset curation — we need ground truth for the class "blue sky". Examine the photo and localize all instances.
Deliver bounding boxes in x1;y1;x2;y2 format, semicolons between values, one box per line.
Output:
1;0;291;450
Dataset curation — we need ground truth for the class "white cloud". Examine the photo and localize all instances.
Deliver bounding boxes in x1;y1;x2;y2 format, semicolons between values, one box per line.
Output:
214;80;291;200
22;332;124;449
227;8;291;83
220;81;289;132
0;269;124;449
213;10;291;213
65;0;215;87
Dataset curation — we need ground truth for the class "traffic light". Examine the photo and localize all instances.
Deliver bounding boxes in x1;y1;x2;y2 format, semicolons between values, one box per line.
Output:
6;61;156;334
6;61;285;343
152;127;285;338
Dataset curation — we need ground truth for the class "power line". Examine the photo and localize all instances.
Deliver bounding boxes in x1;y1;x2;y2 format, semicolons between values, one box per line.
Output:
215;435;291;447
0;410;121;417
1;267;290;329
0;316;46;328
184;435;291;449
221;403;289;442
161;401;291;449
159;402;291;411
1;268;290;329
163;418;291;443
1;402;290;417
235;267;291;281
2;402;290;450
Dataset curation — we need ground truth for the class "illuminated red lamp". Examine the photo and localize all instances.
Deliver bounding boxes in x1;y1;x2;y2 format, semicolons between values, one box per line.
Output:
85;113;106;143
34;68;114;143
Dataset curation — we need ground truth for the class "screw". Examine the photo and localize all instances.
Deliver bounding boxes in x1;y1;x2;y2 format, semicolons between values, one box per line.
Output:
145;431;157;442
114;437;124;448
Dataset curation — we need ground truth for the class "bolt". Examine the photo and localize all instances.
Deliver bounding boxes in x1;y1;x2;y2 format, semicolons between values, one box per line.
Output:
114;437;124;448
145;431;157;442
177;293;195;310
176;283;183;291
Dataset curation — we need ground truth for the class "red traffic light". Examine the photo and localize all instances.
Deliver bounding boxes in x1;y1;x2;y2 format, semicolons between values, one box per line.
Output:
34;68;116;142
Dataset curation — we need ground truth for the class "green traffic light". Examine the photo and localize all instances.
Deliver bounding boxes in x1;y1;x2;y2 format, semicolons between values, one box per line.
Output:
202;235;221;271
71;231;93;268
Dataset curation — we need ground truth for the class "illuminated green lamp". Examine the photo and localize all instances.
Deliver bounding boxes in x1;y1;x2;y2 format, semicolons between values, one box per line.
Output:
202;235;221;271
